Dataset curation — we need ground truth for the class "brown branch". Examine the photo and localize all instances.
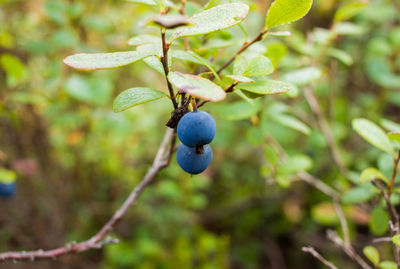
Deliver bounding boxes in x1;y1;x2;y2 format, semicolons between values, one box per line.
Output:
327;230;373;269
296;172;340;200
389;150;400;195
0;128;177;263
215;30;267;76
161;29;178;109
302;246;338;269
371;179;400;265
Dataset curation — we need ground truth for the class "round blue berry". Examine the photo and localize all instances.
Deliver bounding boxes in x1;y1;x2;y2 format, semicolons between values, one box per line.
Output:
0;182;16;198
177;111;216;147
176;144;213;175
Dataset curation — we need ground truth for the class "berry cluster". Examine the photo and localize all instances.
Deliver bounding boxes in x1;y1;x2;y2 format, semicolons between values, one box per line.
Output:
176;110;216;175
0;181;16;198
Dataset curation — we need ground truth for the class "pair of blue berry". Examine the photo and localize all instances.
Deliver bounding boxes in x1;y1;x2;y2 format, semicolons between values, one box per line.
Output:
176;110;216;175
0;182;16;198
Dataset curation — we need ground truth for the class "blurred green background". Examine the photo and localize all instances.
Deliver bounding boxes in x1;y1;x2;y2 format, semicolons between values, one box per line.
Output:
1;0;400;268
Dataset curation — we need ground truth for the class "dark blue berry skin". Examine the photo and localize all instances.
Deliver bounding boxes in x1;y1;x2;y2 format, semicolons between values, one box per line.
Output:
177;111;216;147
0;182;16;198
176;144;213;175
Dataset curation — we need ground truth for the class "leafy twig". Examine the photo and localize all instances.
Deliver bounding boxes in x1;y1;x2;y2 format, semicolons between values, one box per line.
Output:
327;230;373;269
0;128;177;263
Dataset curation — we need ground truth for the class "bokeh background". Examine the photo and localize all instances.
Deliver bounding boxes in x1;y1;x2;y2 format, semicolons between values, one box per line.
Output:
1;0;400;268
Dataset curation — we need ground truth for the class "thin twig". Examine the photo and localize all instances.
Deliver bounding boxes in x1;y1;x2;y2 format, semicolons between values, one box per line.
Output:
296;172;340;200
303;88;348;177
327;230;373;269
389;150;400;195
215;30;267;76
161;29;178;109
0;128;177;262
302;246;338;269
372;179;400;266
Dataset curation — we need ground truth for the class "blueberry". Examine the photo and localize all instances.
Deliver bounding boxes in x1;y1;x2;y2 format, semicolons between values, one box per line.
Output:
176;144;213;175
0;182;16;198
177;111;216;147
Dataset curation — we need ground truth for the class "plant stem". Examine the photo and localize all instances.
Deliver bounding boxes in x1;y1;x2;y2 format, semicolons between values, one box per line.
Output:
161;29;178;109
0;128;177;262
389;150;400;195
215;29;267;76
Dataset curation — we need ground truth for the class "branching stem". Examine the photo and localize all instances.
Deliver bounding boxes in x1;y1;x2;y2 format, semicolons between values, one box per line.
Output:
0;128;177;263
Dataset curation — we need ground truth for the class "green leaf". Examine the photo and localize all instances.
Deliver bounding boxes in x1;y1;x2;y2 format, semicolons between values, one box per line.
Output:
271;114;311;135
237;78;291;95
168;72;226;102
63;51;154;70
136;44;168;76
311;202;338;225
233;55;248;76
64;75;113;105
0;168;16;184
393;235;400;246
360;168;389;184
342;185;375;204
243;56;274;77
226;75;255;83
128;34;159;46
0;53;26;87
281;67;322;86
279;155;313;174
217;100;261;121
363;246;380;266
370;207;389;235
327;48;354;66
334;1;367;23
265;0;313;29
333;22;367;36
380;261;397;269
352;118;394;155
388;132;400;143
113;88;167;113
186;51;220;82
171;3;249;41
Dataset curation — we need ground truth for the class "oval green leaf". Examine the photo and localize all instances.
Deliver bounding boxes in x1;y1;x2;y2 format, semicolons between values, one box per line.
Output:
352;118;394;155
360;168;389;184
113;87;167;113
168;72;226;102
370;207;389;235
243;56;274;77
237;78;291;95
171;3;249;41
363;246;380;266
380;261;397;269
393;235;400;247
63;51;154;70
266;0;313;29
0;168;16;184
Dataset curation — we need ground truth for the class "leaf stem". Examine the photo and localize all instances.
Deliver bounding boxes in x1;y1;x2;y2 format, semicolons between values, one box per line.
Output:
161;29;178;109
